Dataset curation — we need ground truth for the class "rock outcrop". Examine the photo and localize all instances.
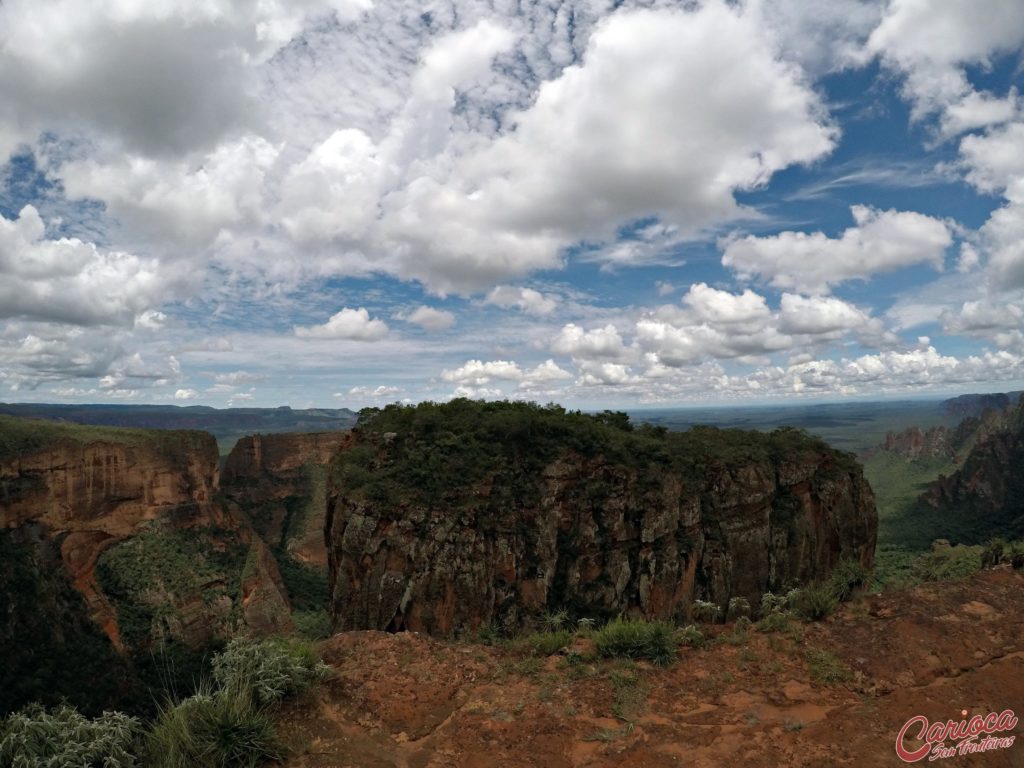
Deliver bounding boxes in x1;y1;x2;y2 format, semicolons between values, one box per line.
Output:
325;402;877;635
222;431;351;567
0;417;292;659
916;396;1024;541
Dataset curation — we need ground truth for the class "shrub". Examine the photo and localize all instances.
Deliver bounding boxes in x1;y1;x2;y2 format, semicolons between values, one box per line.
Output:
675;625;706;649
576;617;596;633
519;630;573;657
692;600;722;623
756;611;792;633
212;638;329;707
0;704;141;768
806;648;853;684
540;610;569;632
828;558;870;602
727;597;751;620
593;619;675;665
982;538;1006;569
146;687;284;768
760;591;787;616
791;584;837;622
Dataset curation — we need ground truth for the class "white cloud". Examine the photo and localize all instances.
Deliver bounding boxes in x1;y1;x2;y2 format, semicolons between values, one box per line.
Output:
441;359;523;386
721;205;952;293
0;0;368;157
0;205;165;326
62;136;279;247
777;293;870;335
404;305;456;332
346;384;401;399
294;307;389;340
213;370;266;386
520;359;572;386
551;324;631;361
174;388;198;400
682;283;772;325
958;122;1024;289
865;0;1024;136
485;286;558;316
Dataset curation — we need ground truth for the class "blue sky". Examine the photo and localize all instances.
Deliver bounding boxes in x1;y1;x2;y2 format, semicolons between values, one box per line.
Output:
1;0;1024;409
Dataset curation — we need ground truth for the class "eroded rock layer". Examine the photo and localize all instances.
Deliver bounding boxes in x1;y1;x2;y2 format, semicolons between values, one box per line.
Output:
325;402;877;635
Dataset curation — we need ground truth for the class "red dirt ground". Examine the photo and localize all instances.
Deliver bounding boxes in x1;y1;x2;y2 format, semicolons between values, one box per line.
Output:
280;568;1024;767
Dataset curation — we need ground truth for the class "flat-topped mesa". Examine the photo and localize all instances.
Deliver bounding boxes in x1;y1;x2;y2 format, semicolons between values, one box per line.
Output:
325;401;878;635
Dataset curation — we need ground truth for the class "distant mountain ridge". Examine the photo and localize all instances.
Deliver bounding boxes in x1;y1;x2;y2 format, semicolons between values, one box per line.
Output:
0;403;357;450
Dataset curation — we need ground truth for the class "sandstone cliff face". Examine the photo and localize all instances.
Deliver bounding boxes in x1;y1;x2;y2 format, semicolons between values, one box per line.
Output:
918;397;1024;540
222;431;351;568
325;405;877;636
0;418;292;656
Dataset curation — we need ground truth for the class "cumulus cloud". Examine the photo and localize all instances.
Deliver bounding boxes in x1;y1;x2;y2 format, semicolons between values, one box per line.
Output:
551;324;632;361
62;136;280;248
0;205;164;326
865;0;1024;136
485;286;558;316
294;307;389;340
958;122;1024;289
721;205;952;293
404;305;456;332
260;1;836;293
0;0;368;157
441;358;571;390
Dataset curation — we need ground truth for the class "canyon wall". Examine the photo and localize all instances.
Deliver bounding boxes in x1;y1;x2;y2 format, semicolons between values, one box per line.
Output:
0;417;291;663
325;402;877;635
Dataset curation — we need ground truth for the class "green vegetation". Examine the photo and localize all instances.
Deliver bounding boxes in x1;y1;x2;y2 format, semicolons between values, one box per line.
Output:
516;630;574;657
828;558;871;602
337;400;857;510
0;705;141;768
212;638;330;706
2;638;330;768
593;618;676;665
0;531;139;717
675;624;706;649
862;453;955;548
96;522;248;651
0;414;213;463
789;584;838;622
805;648;853;684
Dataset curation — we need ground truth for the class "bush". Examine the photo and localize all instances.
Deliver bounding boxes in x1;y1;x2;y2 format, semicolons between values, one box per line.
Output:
593;618;676;665
981;538;1005;569
675;625;706;649
212;638;329;707
760;591;787;616
791;584;837;622
0;704;141;767
828;558;870;602
518;630;573;657
756;611;792;633
727;597;751;620
146;687;283;768
692;600;722;623
806;648;853;684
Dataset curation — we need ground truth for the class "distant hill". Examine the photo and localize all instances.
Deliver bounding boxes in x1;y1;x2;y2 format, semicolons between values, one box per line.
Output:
0;403;357;454
942;391;1024;419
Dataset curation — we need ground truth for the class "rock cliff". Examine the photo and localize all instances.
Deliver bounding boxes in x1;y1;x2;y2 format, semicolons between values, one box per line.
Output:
0;416;292;663
325;401;877;635
222;431;351;567
916;396;1024;542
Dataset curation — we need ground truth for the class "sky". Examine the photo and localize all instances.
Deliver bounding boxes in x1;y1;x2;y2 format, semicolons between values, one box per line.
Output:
1;0;1024;410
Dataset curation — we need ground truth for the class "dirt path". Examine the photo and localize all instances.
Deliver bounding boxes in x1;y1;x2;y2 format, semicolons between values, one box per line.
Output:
280;568;1024;767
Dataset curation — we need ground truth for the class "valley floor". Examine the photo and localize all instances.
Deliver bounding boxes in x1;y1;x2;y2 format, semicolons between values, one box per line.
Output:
278;568;1024;767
